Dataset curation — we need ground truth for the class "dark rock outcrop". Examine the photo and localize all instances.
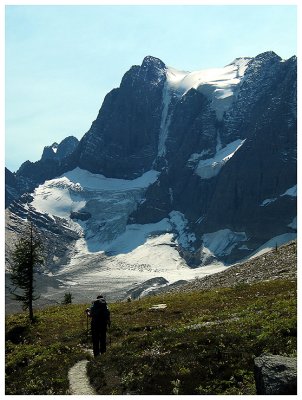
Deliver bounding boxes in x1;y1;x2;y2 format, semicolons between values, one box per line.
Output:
5;168;19;207
77;56;167;178
41;136;79;162
70;211;91;221
254;354;297;395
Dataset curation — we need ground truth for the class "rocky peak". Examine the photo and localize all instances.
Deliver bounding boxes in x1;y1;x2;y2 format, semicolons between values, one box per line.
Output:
240;51;281;82
139;55;166;84
249;51;282;68
41;136;78;161
121;56;166;89
41;142;58;161
141;55;166;70
56;136;79;159
252;50;281;65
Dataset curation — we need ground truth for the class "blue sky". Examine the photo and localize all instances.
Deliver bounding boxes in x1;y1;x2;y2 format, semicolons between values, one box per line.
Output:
5;4;297;172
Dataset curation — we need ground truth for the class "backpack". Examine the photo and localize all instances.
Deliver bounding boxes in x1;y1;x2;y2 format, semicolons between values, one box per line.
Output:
90;298;110;326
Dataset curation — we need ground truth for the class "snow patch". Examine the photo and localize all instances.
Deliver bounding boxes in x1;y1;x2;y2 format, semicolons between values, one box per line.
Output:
202;229;247;257
63;167;159;191
281;184;297;197
193;139;245;180
169;211;196;250
260;184;297;206
260;198;277;207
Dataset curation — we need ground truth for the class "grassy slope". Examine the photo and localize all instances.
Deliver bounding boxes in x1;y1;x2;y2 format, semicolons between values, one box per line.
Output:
6;278;296;395
5;304;91;394
87;279;297;395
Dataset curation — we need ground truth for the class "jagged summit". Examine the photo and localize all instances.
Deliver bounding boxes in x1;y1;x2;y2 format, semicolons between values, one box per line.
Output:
41;142;58;161
141;55;166;70
253;50;281;63
41;136;79;162
120;55;166;89
138;55;166;85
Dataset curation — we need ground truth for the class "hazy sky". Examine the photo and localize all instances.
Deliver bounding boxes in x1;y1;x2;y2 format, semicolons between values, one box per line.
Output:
5;4;297;172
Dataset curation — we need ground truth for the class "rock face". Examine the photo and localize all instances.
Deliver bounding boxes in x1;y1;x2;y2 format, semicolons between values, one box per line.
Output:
5;168;19;207
76;56;167;178
254;354;297;395
130;52;297;263
8;51;297;266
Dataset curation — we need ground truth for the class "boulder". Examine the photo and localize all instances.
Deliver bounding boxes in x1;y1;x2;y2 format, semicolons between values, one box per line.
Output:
254;354;297;395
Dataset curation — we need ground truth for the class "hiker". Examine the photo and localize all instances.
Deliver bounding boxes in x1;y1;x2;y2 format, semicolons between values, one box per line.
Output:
85;295;111;357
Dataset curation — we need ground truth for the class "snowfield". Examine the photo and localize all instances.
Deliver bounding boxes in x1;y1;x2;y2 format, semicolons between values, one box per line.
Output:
166;57;251;120
29;168;229;304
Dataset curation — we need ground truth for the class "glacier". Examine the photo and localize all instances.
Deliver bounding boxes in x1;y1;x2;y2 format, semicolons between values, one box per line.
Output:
26;167;231;305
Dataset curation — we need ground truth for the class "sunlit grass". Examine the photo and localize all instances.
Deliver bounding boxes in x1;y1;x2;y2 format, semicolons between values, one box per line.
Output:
88;279;297;395
6;279;296;395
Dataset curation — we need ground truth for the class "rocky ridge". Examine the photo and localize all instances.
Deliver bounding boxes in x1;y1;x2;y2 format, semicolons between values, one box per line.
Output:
167;240;296;294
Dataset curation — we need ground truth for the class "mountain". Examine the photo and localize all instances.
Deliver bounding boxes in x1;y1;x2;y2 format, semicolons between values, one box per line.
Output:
5;51;297;307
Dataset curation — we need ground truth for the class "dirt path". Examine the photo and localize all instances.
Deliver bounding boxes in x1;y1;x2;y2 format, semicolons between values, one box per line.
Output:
68;350;96;395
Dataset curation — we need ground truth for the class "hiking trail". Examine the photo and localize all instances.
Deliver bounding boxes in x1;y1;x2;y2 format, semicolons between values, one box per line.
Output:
68;349;96;395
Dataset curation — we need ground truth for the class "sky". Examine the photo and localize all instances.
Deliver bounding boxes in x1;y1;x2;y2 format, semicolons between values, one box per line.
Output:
4;2;297;172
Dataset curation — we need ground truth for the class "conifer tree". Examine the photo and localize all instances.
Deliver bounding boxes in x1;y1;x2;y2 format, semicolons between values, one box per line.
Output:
10;222;44;322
